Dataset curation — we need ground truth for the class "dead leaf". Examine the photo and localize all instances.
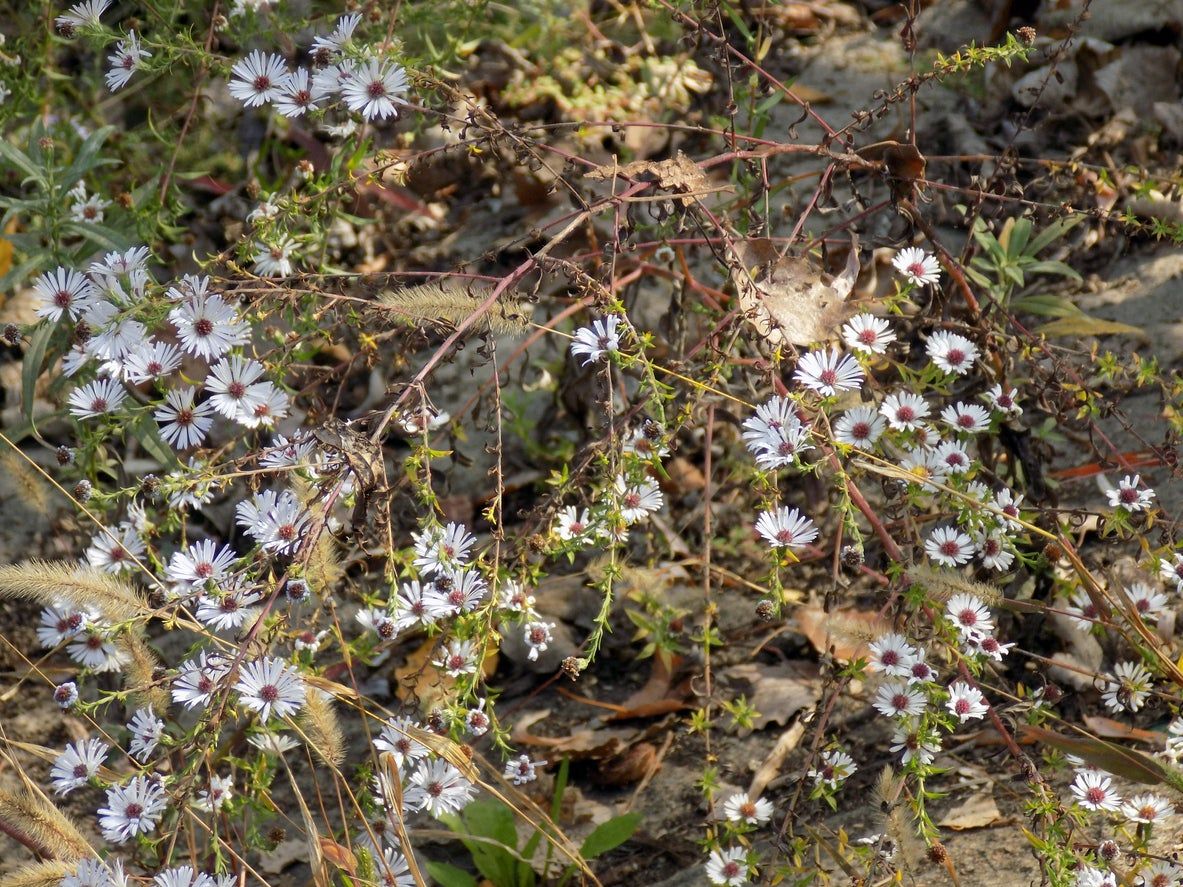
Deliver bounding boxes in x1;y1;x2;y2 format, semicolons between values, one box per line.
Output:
319;838;358;875
720;662;820;731
749;721;805;798
1082;716;1166;747
595;742;657;786
585;151;716;205
729;236;860;347
1033;315;1147;340
939;792;1004;831
795;604;889;662
1019;725;1173;786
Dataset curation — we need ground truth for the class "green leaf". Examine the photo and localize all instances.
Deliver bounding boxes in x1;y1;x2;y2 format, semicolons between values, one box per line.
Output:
1002;216;1032;259
60;126;116;194
579;812;640;860
130;412;182;471
1010;294;1083;318
0;138;45;187
21;320;56;428
424;862;477;887
1033;316;1146;339
61;221;130;251
1024;259;1081;282
458;800;521;887
1026;213;1083;256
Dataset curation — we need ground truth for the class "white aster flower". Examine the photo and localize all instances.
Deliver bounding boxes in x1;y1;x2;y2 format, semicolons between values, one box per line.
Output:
235;656;306;722
523;620;555;661
982;383;1022;417
945;592;995;638
127;707;165;761
926;331;978;376
808;748;856;788
1127;583;1169;623
105;30;150;91
68;377;127;419
275;67;329;117
124;340;183;384
1101;661;1153;714
341;57;409;120
205;355;266;420
1106;474;1155;512
310;12;363;60
879;391;930;430
705;847;749;886
793;347;864;396
754;506;818;550
867;633;916;677
50;738;109;795
374;716;430;771
33;267;97;321
251;236;297;277
85;524;145;573
925;527;975;567
570;316;622;365
155;386;215;450
940;402;991;434
98;775;167;843
841;313;896;354
169;291;250;362
405;758;475;817
229;50;288;107
615;475;664;523
872;680;927;718
945;680;987;723
504;753;544;785
1121;792;1173;824
1070;770;1122;812
833;406;885;450
722;792;773;825
892;246;941;286
889;722;940;766
56;0;110;33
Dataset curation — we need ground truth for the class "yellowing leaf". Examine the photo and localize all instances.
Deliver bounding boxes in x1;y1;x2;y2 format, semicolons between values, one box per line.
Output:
1033;316;1147;340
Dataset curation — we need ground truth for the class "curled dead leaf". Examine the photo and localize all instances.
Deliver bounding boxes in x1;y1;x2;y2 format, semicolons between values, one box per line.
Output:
729;236;860;347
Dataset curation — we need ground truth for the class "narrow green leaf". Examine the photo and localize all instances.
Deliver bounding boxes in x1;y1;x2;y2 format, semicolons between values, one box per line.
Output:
61;126;116;193
1010;294;1083;318
130;412;181;470
61;221;130;251
1005;217;1032;259
579;812;640;860
424;862;477;887
1027;214;1083;256
21;320;56;427
1025;259;1082;282
0;138;45;186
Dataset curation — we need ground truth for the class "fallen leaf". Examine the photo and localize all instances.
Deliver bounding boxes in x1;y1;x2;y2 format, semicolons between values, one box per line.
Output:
749;721;806;798
729;236;860;347
1033;316;1147;340
585;152;716;205
1082;715;1166;747
795;604;889;662
595;742;657;786
939;792;1004;831
1019;725;1173;786
319;838;358;875
720;662;820;731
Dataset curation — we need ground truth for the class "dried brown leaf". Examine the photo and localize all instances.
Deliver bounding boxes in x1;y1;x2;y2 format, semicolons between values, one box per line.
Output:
730;236;860;347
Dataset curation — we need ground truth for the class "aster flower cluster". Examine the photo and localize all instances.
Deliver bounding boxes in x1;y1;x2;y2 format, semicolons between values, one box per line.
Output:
43;249;291;454
227;14;409;122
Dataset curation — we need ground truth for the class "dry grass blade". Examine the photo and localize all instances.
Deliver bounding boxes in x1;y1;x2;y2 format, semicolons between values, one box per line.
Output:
375;281;531;335
0;783;95;862
0;861;73;887
0;560;146;622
